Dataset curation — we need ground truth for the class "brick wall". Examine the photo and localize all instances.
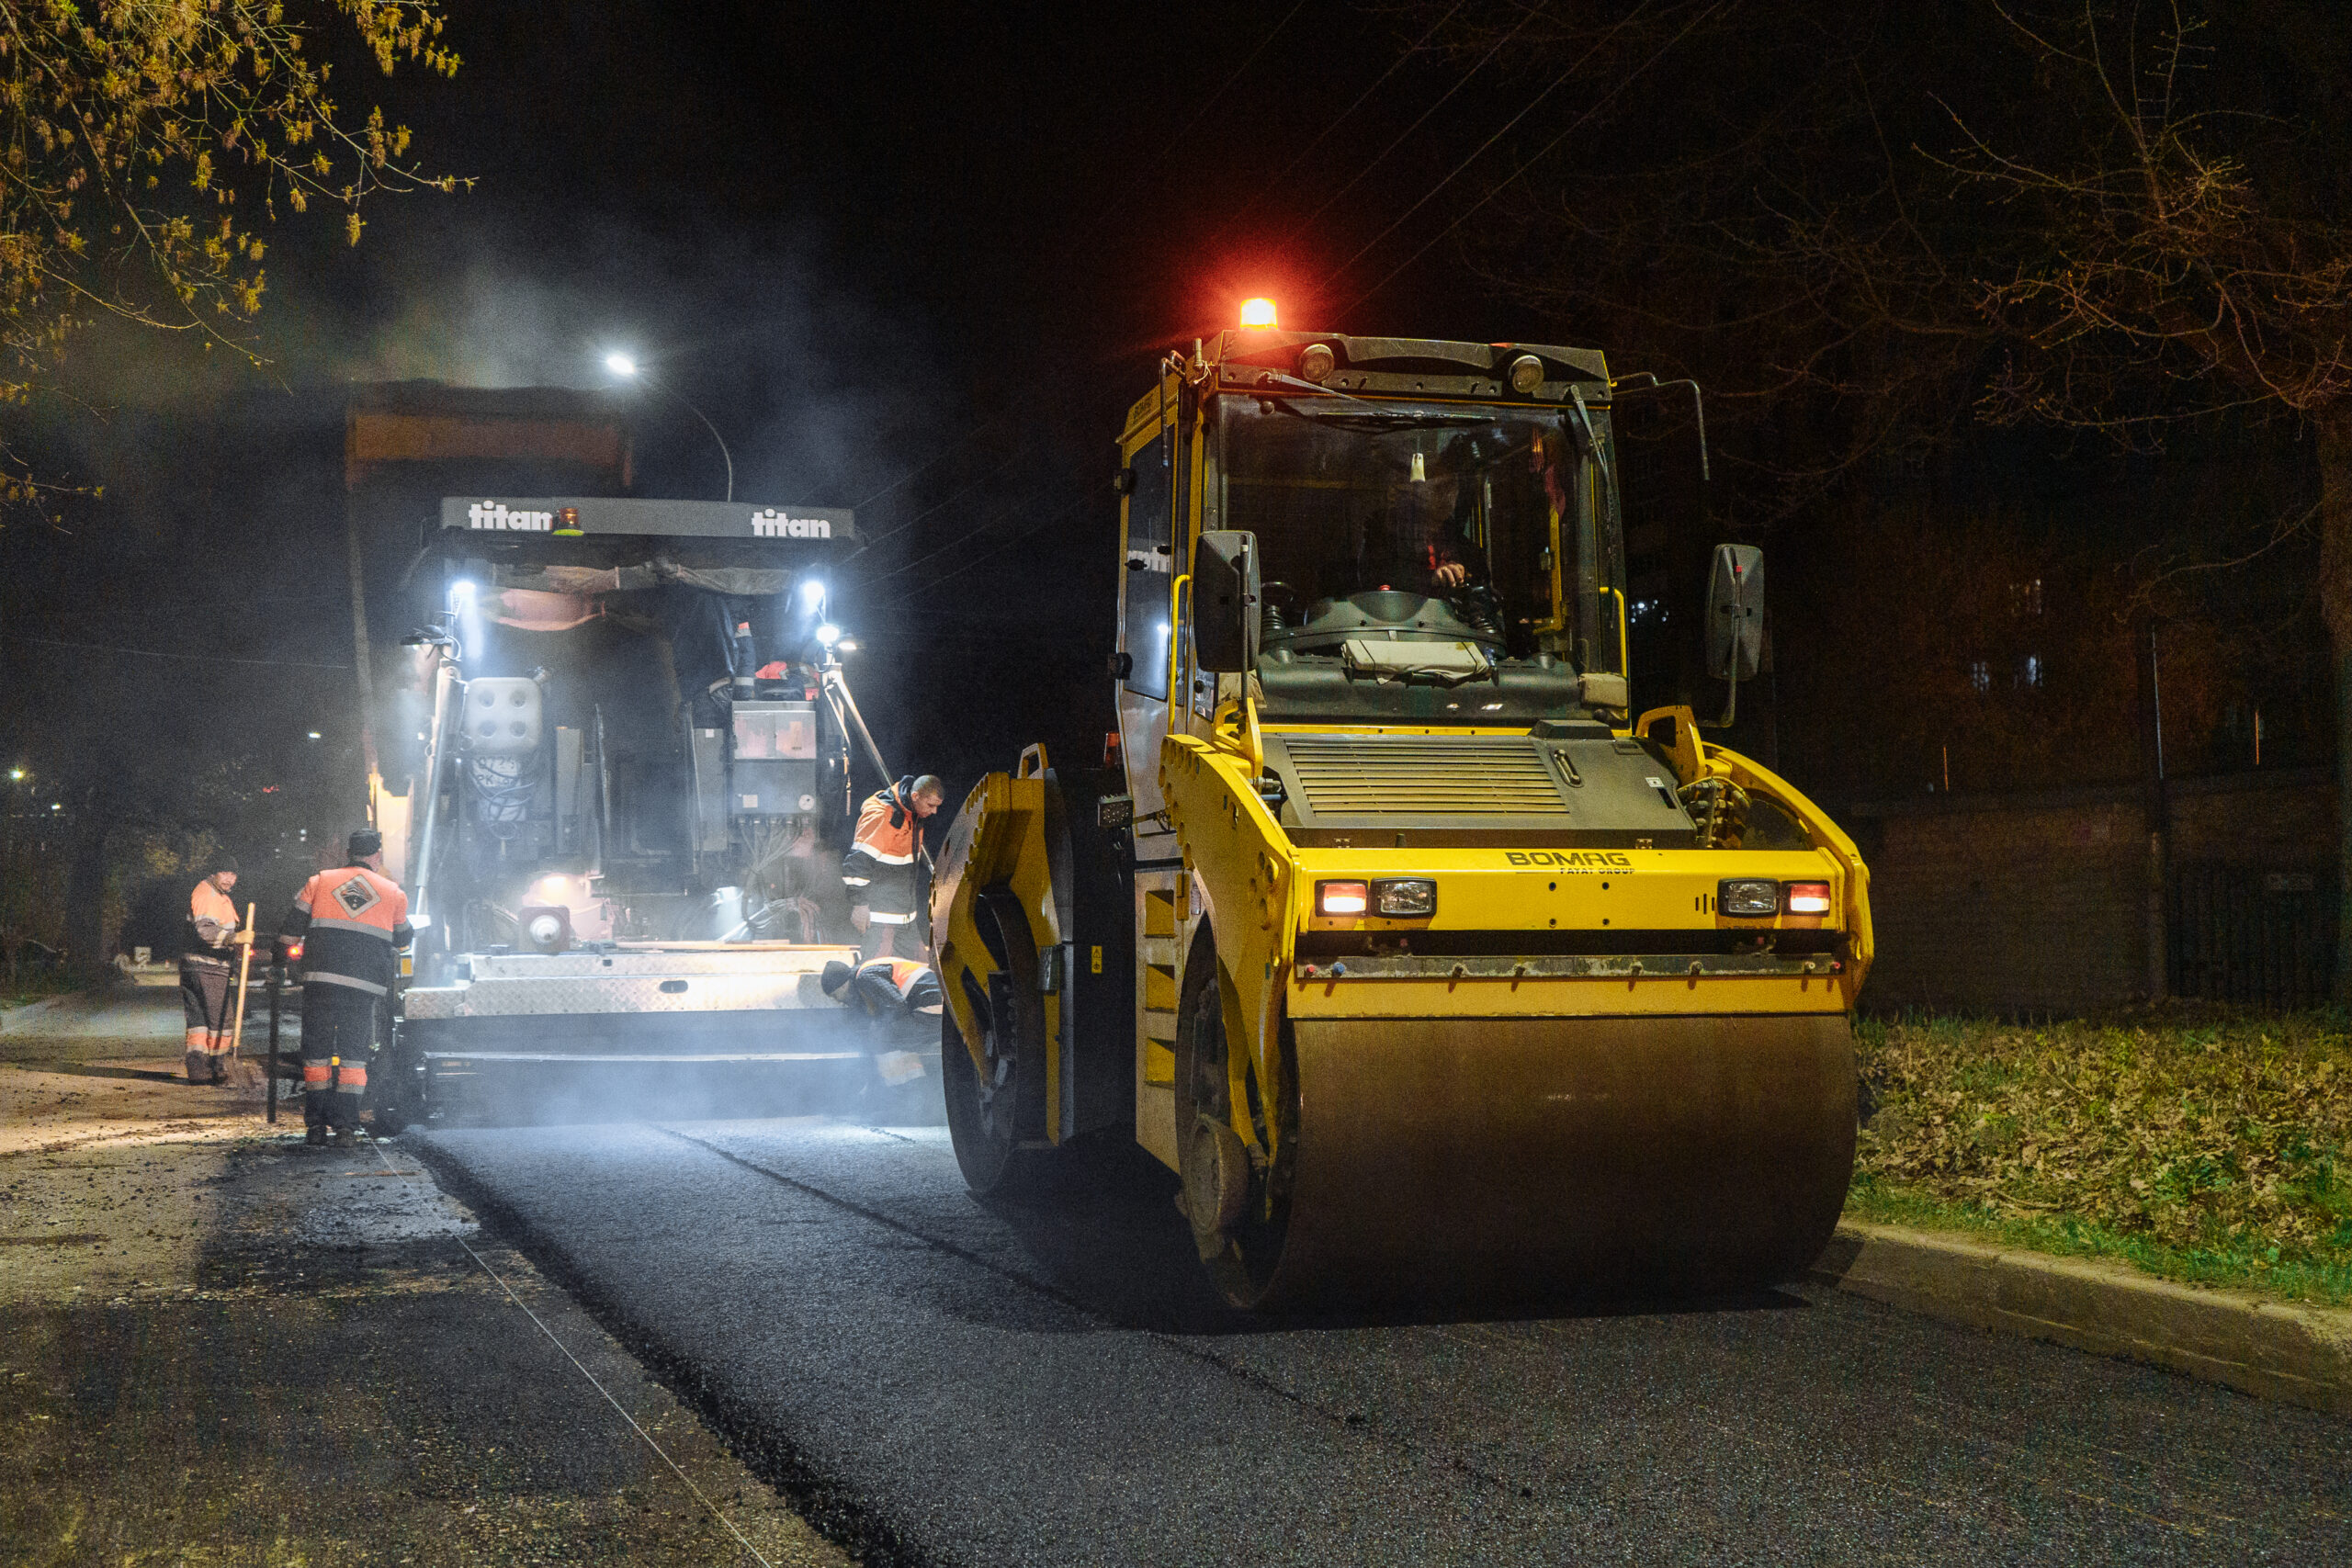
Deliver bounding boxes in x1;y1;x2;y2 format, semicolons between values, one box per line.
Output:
2168;772;2335;868
1847;769;2332;1016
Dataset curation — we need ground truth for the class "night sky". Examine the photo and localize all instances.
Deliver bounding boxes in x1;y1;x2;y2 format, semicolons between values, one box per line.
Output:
6;0;2324;953
8;1;1590;901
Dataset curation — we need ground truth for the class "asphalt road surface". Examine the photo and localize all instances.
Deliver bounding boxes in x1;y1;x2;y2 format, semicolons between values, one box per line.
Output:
411;1109;2352;1568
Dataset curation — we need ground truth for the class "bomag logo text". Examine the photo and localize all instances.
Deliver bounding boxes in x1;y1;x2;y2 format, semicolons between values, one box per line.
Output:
467;502;552;531
751;508;831;538
1506;851;1632;868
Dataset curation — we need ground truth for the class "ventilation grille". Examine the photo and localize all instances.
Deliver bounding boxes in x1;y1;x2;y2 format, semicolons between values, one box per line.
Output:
1280;736;1569;818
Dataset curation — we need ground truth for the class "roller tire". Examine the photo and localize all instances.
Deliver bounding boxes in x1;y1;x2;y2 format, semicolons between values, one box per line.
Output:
365;1031;419;1136
942;888;1048;1197
1174;935;1291;1309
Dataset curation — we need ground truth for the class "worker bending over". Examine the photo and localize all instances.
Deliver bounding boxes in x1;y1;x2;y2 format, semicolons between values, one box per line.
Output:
821;955;944;1103
842;773;944;959
281;829;412;1149
181;856;248;1083
820;956;944;1022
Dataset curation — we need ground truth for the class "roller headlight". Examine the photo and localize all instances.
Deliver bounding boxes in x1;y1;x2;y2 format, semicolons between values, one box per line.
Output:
1508;354;1545;394
1374;878;1437;918
1717;878;1779;918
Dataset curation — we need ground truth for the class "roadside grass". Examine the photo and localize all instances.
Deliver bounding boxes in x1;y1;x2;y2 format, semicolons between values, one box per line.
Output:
1849;1007;2352;1307
0;970;79;1011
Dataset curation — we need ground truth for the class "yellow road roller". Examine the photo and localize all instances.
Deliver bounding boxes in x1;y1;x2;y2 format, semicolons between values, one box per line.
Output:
930;314;1871;1309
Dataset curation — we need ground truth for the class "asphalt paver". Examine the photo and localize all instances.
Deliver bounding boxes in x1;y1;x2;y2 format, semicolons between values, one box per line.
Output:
414;1114;2352;1568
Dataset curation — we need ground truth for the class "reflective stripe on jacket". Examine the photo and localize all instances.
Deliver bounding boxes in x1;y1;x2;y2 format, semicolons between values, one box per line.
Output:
848;784;919;866
189;881;239;952
283;863;412;997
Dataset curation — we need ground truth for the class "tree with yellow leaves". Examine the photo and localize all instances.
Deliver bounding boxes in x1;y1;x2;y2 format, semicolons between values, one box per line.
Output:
1;1;461;509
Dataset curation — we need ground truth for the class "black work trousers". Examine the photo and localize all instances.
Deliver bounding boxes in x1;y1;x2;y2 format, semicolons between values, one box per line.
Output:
300;985;378;1131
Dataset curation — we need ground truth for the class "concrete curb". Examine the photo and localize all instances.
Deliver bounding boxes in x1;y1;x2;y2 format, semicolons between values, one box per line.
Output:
1815;1221;2352;1418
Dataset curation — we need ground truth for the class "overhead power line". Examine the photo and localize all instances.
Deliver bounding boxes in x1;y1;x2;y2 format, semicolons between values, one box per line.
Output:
1320;0;1658;297
816;9;1318;597
856;468;1085;592
850;446;1029;558
816;9;1316;581
1197;0;1469;253
1076;0;1314;250
871;489;1097;612
836;421;994;514
5;634;351;671
1282;8;1535;252
1336;0;1722;316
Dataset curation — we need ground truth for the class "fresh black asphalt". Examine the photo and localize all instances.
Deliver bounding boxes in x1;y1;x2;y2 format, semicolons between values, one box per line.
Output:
413;1115;2352;1567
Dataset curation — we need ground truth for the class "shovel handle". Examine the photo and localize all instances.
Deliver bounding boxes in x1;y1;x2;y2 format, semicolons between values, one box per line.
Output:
228;901;255;1064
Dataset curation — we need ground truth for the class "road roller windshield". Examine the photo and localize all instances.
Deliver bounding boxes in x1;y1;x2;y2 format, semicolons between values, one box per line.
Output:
1214;395;1623;725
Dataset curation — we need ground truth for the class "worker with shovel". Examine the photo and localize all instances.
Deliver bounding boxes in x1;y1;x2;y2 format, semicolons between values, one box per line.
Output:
280;829;412;1149
181;856;251;1084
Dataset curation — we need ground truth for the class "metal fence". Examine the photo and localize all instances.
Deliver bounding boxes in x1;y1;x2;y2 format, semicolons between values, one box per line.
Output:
2168;862;2335;1010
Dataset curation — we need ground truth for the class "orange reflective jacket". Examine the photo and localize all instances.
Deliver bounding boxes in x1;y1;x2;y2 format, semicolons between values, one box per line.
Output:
284;863;412;998
850;957;943;1017
189;881;240;952
849;784;920;866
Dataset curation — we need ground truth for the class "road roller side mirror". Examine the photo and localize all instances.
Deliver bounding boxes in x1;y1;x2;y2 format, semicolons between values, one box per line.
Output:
1702;543;1765;728
1704;544;1765;681
1192;530;1261;674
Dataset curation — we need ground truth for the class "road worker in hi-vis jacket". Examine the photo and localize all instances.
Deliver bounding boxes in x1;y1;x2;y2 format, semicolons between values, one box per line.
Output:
820;956;945;1022
281;829;412;1149
821;956;944;1104
181;856;249;1083
841;773;944;960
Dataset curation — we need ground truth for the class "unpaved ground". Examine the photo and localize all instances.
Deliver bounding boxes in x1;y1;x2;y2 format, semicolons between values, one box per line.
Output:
1;988;853;1566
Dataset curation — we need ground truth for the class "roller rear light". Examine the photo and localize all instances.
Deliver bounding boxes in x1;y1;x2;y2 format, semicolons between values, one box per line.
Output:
1316;881;1369;916
1784;881;1833;916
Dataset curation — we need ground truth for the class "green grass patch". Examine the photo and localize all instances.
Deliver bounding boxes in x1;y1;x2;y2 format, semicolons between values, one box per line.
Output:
0;971;80;1011
1852;1006;2352;1307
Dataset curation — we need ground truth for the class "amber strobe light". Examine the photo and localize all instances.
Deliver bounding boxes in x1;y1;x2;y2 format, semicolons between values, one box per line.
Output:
1316;880;1369;916
1239;297;1279;329
1784;881;1833;915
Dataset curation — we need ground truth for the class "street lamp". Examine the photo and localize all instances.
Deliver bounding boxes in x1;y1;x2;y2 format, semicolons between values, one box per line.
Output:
602;351;735;502
1;770;20;933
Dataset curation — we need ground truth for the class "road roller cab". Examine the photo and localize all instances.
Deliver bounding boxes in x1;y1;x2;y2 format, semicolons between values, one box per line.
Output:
931;320;1873;1309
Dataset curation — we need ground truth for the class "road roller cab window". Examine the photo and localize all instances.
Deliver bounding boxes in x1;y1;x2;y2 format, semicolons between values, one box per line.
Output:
1214;398;1622;726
